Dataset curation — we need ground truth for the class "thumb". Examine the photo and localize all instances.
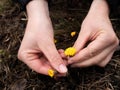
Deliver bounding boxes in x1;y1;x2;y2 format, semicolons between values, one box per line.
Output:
39;42;68;74
73;29;90;52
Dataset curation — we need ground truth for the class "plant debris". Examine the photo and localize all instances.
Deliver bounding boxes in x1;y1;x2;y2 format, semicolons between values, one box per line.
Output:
0;0;120;90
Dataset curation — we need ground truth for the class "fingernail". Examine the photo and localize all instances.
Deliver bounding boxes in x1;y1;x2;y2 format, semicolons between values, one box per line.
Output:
59;64;67;73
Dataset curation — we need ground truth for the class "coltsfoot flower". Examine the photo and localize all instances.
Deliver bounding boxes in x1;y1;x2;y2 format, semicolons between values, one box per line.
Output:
64;47;76;56
71;31;76;37
48;69;55;78
54;39;57;44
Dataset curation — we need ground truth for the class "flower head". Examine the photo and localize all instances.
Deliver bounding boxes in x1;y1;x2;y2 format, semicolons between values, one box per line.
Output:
71;31;76;37
48;69;55;78
54;39;57;44
64;47;76;56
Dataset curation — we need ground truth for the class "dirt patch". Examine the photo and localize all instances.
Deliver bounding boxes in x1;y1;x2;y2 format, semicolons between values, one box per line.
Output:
0;0;120;90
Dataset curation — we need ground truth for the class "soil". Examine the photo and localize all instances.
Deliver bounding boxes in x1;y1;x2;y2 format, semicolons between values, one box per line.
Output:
0;0;120;90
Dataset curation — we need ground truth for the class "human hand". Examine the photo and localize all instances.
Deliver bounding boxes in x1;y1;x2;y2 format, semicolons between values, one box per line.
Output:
17;0;67;76
68;0;119;67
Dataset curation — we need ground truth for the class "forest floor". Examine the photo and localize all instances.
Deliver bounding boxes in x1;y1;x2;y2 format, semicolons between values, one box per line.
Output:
0;0;120;90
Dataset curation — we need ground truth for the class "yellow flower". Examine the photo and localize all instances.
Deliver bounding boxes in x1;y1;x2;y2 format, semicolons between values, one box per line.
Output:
48;69;55;78
54;39;57;44
71;31;76;37
64;47;76;56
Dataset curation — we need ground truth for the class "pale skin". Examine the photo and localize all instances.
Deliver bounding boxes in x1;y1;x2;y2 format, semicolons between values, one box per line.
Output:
68;0;119;67
18;0;119;76
18;0;68;75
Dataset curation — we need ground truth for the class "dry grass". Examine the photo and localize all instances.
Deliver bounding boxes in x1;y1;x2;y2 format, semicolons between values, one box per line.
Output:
0;0;120;90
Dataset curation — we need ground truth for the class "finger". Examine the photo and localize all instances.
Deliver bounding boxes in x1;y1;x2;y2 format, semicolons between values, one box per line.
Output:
98;41;119;67
69;27;92;64
73;28;90;51
68;33;111;64
55;73;67;77
98;51;115;67
58;49;67;59
40;43;68;74
24;55;52;75
70;44;115;67
58;49;68;66
58;49;64;53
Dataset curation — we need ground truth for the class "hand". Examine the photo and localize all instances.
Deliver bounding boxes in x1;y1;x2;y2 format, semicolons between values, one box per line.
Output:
17;0;67;76
68;0;119;67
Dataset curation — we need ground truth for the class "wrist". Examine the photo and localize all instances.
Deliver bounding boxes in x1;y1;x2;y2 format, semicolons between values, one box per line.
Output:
26;0;50;21
26;18;53;32
26;0;53;30
88;0;109;17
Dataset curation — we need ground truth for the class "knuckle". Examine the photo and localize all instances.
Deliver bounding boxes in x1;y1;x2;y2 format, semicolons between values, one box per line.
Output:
17;51;21;60
50;55;61;64
115;37;119;46
94;60;99;65
109;34;119;45
17;50;27;61
97;61;108;67
98;63;106;67
87;47;96;58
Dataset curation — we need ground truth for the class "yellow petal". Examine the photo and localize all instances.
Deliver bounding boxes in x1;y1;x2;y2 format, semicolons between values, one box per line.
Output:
54;39;57;44
48;69;55;78
71;31;76;37
64;47;76;56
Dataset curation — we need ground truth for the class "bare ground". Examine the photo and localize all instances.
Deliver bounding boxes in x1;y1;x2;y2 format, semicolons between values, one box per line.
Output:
0;0;120;90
